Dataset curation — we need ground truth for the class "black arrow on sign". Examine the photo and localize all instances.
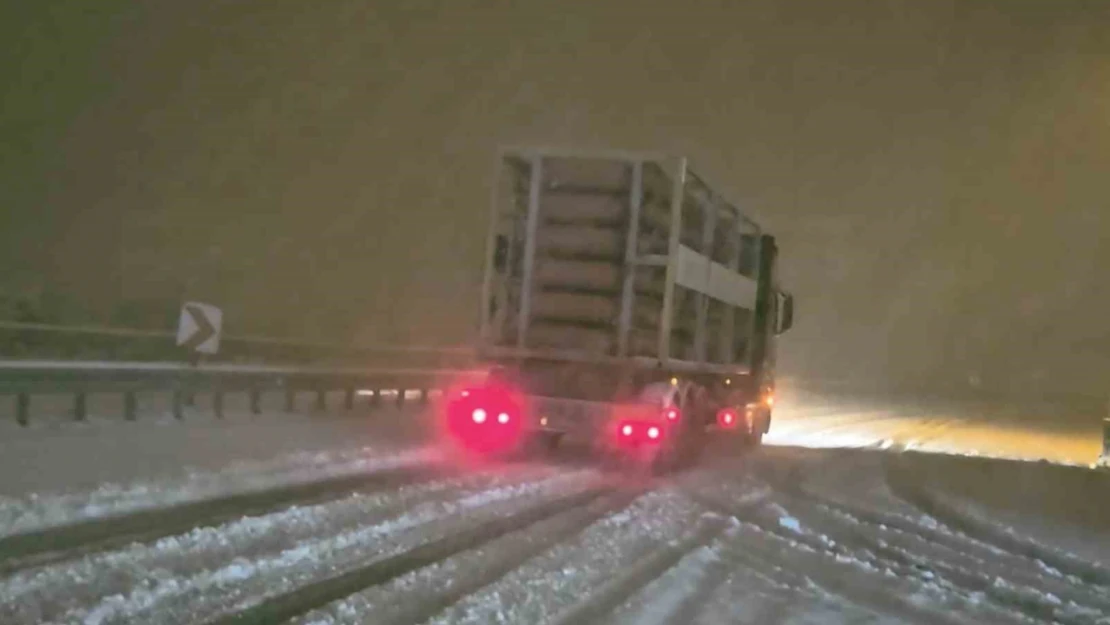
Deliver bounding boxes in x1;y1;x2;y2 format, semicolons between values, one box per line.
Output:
182;304;217;351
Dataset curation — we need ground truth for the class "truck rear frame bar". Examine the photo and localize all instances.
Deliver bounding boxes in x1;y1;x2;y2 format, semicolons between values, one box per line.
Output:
479;145;778;379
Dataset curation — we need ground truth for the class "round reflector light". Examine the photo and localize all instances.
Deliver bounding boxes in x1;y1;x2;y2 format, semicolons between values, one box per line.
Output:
472;408;487;423
647;426;660;439
621;424;634;436
497;412;510;424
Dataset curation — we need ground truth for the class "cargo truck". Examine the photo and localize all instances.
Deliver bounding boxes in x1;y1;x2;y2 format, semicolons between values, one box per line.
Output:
443;146;794;470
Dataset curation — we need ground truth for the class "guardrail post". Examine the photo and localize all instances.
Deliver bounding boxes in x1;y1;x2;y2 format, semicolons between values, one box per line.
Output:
172;390;185;420
16;393;29;426
213;390;224;419
395;388;406;408
74;392;87;422
124;391;137;421
249;389;262;415
285;387;296;412
419;388;429;405
315;387;326;412
370;389;381;406
1102;416;1109;460
344;388;354;411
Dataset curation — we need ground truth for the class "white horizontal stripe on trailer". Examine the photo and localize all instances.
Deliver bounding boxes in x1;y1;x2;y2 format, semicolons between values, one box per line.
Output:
673;245;758;309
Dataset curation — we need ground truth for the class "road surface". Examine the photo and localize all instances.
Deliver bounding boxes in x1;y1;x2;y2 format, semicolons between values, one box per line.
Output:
769;383;1105;466
0;387;1106;624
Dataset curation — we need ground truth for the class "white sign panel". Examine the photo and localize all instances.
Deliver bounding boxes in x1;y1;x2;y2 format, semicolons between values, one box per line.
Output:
176;301;223;354
673;245;758;310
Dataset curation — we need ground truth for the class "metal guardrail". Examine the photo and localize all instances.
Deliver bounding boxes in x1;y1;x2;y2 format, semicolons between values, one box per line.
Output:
0;360;481;426
0;320;476;366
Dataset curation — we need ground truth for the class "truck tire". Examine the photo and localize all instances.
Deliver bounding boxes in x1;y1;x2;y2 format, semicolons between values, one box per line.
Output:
744;408;769;447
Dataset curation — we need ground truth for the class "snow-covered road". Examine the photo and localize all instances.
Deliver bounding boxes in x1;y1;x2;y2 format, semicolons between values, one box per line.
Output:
0;390;1107;624
768;385;1105;466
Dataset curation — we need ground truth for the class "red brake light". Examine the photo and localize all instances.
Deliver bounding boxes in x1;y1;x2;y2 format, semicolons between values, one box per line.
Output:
717;408;738;429
615;420;663;445
664;407;680;421
443;382;525;454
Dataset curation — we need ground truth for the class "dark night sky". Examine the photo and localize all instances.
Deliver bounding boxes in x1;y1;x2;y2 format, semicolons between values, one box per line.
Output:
1;1;1108;393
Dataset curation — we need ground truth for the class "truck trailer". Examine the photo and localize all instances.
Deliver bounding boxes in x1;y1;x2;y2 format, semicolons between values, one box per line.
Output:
443;146;794;470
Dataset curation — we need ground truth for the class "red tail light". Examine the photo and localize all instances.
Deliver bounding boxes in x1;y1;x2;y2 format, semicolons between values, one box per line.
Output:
717;408;738;429
664;407;681;422
444;384;525;453
615;420;664;446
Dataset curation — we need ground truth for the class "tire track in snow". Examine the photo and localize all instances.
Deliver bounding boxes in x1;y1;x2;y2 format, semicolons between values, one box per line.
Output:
692;538;889;624
611;532;734;625
752;449;1110;621
612;523;891;625
682;487;1023;625
5;467;595;625
750;451;1075;579
0;461;446;575
883;454;1110;587
0;468;557;624
546;515;730;625
205;481;617;625
0;446;441;539
291;486;648;625
767;488;1109;624
597;473;876;625
425;486;714;625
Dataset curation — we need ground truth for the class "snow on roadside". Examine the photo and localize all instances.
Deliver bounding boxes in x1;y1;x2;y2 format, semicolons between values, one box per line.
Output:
0;445;441;538
10;468;598;625
768;393;1103;467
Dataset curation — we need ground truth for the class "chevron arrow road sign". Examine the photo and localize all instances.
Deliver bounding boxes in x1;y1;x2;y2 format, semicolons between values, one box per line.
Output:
176;301;223;354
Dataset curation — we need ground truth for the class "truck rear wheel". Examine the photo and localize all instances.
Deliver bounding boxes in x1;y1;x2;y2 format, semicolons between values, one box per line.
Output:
744;408;769;447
